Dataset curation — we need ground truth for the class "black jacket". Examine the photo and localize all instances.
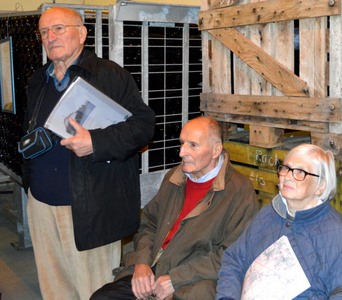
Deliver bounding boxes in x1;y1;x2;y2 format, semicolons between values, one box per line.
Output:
23;50;155;250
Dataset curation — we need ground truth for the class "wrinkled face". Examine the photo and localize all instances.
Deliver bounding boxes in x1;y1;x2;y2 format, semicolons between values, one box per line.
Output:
179;120;220;179
278;153;321;210
39;8;87;65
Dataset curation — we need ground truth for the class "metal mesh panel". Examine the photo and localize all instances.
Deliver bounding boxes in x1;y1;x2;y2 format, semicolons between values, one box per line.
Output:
122;21;202;172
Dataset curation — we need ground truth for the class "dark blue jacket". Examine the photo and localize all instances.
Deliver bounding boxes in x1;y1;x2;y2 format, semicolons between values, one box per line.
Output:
216;194;342;299
23;50;155;250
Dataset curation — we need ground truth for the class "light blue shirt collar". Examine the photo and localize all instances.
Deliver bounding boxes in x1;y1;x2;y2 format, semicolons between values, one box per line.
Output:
185;153;224;183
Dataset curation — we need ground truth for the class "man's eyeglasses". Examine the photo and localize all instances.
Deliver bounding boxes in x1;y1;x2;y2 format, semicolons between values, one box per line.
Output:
38;24;81;40
277;164;319;181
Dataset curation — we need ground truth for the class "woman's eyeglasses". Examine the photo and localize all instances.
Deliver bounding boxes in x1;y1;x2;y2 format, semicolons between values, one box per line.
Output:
277;164;319;181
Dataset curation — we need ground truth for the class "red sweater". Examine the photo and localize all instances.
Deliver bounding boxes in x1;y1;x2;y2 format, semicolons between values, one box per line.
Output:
162;177;215;249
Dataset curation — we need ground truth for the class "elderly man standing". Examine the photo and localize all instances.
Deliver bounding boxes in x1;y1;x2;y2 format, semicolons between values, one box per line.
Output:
22;6;155;300
91;116;259;300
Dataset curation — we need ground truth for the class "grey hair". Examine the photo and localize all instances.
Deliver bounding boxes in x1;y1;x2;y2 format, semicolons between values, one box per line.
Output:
285;144;336;202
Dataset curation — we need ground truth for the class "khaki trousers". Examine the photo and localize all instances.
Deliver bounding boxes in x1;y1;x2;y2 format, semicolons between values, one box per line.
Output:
27;191;121;300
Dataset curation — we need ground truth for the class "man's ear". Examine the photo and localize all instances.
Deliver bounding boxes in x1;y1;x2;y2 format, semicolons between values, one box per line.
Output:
79;25;87;44
213;143;223;159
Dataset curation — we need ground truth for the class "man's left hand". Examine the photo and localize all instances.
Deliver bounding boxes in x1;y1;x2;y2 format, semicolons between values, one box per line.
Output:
152;275;175;300
60;118;93;157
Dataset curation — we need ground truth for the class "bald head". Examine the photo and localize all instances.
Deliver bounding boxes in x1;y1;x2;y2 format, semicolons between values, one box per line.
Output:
39;7;83;27
179;116;223;179
185;116;222;146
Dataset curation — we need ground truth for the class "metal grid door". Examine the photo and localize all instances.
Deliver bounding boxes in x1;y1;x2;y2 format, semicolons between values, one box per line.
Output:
111;2;202;173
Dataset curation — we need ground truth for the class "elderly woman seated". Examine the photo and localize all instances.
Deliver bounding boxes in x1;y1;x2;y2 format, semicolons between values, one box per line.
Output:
216;143;342;300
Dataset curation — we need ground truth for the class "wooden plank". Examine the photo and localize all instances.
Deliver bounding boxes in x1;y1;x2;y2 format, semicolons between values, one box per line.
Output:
232;164;279;194
248;0;285;148
224;141;288;168
231;0;252;98
209;0;238;9
249;126;284;148
201;0;212;92
201;32;212;92
201;93;341;122
211;37;232;93
329;11;342;134
198;0;340;30
273;20;294;95
249;0;272;96
205;111;329;133
208;28;310;97
311;132;342;157
300;17;328;97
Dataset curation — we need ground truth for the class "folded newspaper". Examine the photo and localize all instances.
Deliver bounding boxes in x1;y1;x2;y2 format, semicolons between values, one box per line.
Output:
44;76;132;138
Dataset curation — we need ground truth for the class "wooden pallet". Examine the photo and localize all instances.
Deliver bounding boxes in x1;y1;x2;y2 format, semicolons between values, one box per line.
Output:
199;0;342;213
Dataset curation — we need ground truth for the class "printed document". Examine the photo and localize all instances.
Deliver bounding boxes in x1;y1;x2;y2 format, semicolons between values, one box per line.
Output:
45;76;132;138
241;235;310;300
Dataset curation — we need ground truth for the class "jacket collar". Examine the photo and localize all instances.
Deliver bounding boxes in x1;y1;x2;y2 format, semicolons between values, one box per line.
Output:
169;151;230;192
272;193;331;222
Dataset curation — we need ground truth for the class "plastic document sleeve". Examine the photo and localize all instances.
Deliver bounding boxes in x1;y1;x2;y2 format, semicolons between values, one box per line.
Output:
44;76;132;138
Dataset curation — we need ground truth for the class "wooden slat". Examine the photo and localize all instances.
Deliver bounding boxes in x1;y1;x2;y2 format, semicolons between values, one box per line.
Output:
230;0;251;97
224;141;288;168
201;93;341;122
248;0;285;148
201;32;212;92
199;0;340;31
209;0;238;9
208;28;310;97
211;37;232;93
232;164;279;194
329;10;342;134
300;17;328;97
249;126;284;148
205;112;329;133
249;0;272;96
311;132;342;157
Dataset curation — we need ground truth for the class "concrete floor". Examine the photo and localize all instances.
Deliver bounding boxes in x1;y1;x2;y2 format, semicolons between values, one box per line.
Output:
0;205;42;300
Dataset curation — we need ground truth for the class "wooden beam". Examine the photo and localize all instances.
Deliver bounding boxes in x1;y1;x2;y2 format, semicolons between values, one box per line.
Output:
203;112;329;133
208;0;238;9
232;164;279;194
201;93;341;122
311;132;342;157
224;141;288;168
249;125;284;148
199;0;340;31
208;28;310;97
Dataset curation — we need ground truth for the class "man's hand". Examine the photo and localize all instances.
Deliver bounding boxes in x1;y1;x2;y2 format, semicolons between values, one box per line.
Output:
152;275;175;300
132;264;155;299
60;118;93;157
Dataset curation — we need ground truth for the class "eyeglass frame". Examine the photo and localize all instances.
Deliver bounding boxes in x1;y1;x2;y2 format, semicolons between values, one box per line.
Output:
37;24;82;40
277;164;319;181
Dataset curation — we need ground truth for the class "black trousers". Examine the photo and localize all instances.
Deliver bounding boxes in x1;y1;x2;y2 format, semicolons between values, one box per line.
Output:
90;275;135;300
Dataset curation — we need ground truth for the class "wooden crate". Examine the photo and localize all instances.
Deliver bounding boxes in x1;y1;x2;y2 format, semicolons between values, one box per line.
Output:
200;0;342;213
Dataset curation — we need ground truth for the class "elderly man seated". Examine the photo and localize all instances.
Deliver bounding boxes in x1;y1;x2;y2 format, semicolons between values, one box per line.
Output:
91;116;259;300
